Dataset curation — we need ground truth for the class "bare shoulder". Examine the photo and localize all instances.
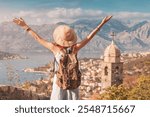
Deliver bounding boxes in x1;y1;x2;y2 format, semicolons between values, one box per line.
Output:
72;44;79;54
50;43;62;55
73;41;85;52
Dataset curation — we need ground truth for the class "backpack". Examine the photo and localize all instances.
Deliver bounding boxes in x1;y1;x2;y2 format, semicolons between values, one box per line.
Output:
54;47;81;90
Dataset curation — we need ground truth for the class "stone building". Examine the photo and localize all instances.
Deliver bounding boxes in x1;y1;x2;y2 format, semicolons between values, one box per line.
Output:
101;41;123;89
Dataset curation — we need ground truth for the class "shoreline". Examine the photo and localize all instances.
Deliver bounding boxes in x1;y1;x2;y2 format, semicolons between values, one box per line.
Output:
23;68;49;74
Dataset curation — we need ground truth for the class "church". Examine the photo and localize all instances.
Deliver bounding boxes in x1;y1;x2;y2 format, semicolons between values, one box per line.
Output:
101;40;123;90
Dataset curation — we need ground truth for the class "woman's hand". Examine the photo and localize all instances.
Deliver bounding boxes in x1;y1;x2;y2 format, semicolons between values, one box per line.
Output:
13;17;55;52
101;16;112;25
13;17;29;29
96;16;112;29
74;15;112;51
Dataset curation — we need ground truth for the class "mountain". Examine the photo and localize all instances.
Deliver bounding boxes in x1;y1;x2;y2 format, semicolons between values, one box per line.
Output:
0;19;150;57
116;21;150;51
128;21;148;32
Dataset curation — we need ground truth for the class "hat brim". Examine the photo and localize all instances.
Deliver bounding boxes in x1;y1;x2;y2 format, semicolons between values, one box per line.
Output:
54;37;77;47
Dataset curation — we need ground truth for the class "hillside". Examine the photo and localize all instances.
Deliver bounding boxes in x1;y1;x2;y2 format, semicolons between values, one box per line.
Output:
1;52;150;100
0;19;150;58
19;53;150;99
123;53;150;76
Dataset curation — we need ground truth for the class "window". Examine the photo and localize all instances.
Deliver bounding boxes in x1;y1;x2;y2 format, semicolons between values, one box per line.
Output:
115;66;119;74
104;66;108;75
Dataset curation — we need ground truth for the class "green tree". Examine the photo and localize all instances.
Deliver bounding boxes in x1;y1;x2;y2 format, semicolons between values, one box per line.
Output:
128;75;150;100
95;75;150;100
97;85;129;100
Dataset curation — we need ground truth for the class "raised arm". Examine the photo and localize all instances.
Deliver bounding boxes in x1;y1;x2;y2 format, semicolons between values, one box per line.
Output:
75;16;112;51
13;18;54;52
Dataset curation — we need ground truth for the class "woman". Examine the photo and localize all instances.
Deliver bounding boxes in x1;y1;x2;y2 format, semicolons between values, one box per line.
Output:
13;16;112;100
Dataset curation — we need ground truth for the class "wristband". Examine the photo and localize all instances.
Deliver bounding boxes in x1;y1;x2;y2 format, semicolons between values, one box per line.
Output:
26;27;31;32
24;26;31;32
96;27;100;31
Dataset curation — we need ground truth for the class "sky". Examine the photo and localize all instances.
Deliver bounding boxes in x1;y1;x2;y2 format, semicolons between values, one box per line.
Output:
0;0;150;24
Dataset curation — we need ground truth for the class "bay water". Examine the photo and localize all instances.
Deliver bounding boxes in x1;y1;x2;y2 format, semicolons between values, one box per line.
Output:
0;52;53;85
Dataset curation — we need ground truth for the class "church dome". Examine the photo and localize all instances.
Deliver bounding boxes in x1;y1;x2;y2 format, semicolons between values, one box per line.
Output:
104;41;120;57
104;41;121;62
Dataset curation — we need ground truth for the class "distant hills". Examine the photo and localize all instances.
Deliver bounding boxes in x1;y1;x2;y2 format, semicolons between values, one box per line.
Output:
0;19;150;57
0;51;25;60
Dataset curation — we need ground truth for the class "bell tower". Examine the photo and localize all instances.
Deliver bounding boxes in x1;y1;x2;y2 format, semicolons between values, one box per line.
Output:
101;32;123;90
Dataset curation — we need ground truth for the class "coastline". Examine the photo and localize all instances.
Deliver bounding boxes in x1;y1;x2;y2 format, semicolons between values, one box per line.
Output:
0;52;150;100
23;68;49;74
0;51;28;61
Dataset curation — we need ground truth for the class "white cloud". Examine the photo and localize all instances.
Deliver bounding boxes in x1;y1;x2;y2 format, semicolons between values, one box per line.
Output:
0;8;150;25
13;11;35;17
47;8;104;19
0;8;105;25
113;11;150;21
46;8;105;24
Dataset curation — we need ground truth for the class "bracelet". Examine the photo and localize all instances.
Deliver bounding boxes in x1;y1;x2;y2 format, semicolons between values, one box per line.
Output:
24;26;31;32
96;27;100;31
26;27;31;32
